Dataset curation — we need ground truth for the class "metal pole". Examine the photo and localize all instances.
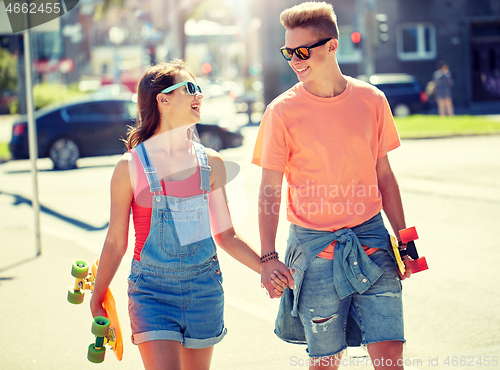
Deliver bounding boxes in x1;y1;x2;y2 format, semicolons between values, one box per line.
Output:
365;0;376;77
23;28;42;256
356;0;376;77
167;0;181;58
355;0;366;75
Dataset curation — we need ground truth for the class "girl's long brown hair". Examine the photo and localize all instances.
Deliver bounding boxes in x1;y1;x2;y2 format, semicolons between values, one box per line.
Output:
126;59;195;150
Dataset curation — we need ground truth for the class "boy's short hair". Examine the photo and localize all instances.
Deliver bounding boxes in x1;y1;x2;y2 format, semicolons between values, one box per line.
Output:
280;1;339;40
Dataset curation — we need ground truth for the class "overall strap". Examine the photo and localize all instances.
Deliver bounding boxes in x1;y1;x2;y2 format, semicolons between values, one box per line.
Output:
135;143;163;193
193;142;212;192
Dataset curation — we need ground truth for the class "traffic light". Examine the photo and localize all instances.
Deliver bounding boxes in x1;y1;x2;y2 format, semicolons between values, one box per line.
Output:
376;14;389;42
351;31;362;48
201;62;212;74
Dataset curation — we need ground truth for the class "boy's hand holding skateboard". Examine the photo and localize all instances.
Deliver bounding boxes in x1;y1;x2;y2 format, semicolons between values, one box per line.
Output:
392;226;428;280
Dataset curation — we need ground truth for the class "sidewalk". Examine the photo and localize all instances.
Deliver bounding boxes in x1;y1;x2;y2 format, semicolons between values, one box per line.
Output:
2;226;498;369
1;127;499;369
0;228;311;370
0;114;17;142
2;212;498;370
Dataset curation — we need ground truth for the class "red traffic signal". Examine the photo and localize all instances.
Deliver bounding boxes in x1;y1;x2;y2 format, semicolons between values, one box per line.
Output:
351;31;361;44
201;63;213;74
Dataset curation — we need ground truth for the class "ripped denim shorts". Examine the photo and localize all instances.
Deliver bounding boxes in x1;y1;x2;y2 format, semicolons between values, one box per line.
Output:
297;249;404;358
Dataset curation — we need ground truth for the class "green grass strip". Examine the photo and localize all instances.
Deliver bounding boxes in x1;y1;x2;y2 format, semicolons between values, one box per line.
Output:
0;141;10;160
395;115;500;138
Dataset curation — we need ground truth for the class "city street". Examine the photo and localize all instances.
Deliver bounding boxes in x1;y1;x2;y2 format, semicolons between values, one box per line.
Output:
0;123;499;369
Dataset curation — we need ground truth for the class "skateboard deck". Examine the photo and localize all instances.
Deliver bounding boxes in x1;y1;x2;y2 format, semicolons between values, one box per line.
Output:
68;259;123;363
390;235;406;275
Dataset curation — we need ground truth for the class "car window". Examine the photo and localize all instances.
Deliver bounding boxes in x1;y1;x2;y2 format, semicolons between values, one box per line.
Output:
377;83;414;90
375;83;418;95
63;101;130;122
124;101;138;120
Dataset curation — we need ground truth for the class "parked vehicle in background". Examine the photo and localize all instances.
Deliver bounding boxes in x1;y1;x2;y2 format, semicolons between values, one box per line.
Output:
197;116;243;152
92;84;132;97
9;95;243;170
9;94;137;170
357;73;429;117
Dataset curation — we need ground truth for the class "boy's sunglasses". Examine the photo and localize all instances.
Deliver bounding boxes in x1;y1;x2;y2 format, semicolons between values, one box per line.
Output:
161;81;202;95
280;38;332;61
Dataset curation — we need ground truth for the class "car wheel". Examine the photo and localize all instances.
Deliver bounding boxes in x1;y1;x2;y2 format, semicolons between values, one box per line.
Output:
49;137;80;170
199;131;224;152
393;103;411;117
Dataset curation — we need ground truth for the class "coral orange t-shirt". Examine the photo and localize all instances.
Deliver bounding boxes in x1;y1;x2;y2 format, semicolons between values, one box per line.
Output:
252;77;400;258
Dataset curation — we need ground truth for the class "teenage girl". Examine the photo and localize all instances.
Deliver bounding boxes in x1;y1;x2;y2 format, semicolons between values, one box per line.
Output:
90;60;286;370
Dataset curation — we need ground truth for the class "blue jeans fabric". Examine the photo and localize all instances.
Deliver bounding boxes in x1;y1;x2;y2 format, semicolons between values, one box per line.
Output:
274;213;404;353
127;142;226;348
298;250;404;358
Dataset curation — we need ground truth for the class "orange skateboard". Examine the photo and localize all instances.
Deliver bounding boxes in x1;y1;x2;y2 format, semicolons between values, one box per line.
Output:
68;259;123;363
391;226;429;275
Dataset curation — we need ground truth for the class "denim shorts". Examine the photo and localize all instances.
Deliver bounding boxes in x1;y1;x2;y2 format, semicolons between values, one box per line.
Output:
127;258;227;349
297;249;404;358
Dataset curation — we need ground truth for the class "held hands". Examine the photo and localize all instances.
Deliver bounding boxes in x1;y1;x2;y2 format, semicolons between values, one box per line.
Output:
261;258;294;299
270;269;294;296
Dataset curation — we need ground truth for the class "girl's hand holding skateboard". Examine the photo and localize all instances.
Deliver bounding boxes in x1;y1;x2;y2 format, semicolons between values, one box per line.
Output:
90;295;107;318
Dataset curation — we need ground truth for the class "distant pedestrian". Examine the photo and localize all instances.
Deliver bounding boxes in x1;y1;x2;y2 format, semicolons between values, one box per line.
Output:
90;60;286;370
433;61;454;116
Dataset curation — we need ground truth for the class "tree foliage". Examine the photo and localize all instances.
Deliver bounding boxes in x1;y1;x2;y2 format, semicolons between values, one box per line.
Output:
0;48;17;94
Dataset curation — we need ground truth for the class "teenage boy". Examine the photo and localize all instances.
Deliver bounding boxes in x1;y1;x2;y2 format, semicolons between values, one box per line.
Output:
253;2;412;369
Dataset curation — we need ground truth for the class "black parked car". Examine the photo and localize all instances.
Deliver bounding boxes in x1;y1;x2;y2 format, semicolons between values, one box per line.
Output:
357;73;429;117
9;95;243;170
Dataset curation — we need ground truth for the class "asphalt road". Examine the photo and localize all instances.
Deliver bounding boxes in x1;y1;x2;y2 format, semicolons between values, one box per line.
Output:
0;124;499;369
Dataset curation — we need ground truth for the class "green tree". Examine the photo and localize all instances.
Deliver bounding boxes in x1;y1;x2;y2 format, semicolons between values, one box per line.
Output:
95;0;205;59
0;48;17;94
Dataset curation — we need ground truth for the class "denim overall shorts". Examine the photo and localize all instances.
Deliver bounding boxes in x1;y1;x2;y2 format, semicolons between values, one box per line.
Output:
127;141;227;348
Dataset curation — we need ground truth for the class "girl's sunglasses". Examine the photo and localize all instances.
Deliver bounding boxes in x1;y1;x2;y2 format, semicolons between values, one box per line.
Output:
280;38;332;61
161;81;202;95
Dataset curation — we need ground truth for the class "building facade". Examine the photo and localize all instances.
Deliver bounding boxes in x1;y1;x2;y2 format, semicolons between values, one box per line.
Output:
258;0;500;113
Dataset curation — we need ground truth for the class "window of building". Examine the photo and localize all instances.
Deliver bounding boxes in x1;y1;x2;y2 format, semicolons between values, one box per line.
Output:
397;23;436;61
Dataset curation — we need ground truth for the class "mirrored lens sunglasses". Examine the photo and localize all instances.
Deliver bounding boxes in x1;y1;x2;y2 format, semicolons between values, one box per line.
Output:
161;81;202;95
280;38;333;61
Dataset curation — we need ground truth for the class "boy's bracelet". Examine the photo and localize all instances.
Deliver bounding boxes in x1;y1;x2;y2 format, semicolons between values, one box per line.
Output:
260;252;279;263
260;255;279;263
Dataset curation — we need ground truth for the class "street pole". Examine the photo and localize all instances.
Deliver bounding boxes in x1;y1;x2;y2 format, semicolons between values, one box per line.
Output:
167;0;181;58
23;27;42;256
365;0;377;77
356;0;376;77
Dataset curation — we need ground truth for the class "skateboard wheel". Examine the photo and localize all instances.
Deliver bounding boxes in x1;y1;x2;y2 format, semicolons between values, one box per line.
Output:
409;257;428;273
399;227;418;244
71;260;89;279
67;288;85;304
87;343;106;363
92;316;110;337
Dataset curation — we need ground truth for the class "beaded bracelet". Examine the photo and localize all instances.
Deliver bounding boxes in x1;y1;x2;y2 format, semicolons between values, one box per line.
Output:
260;251;279;263
260;254;279;263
